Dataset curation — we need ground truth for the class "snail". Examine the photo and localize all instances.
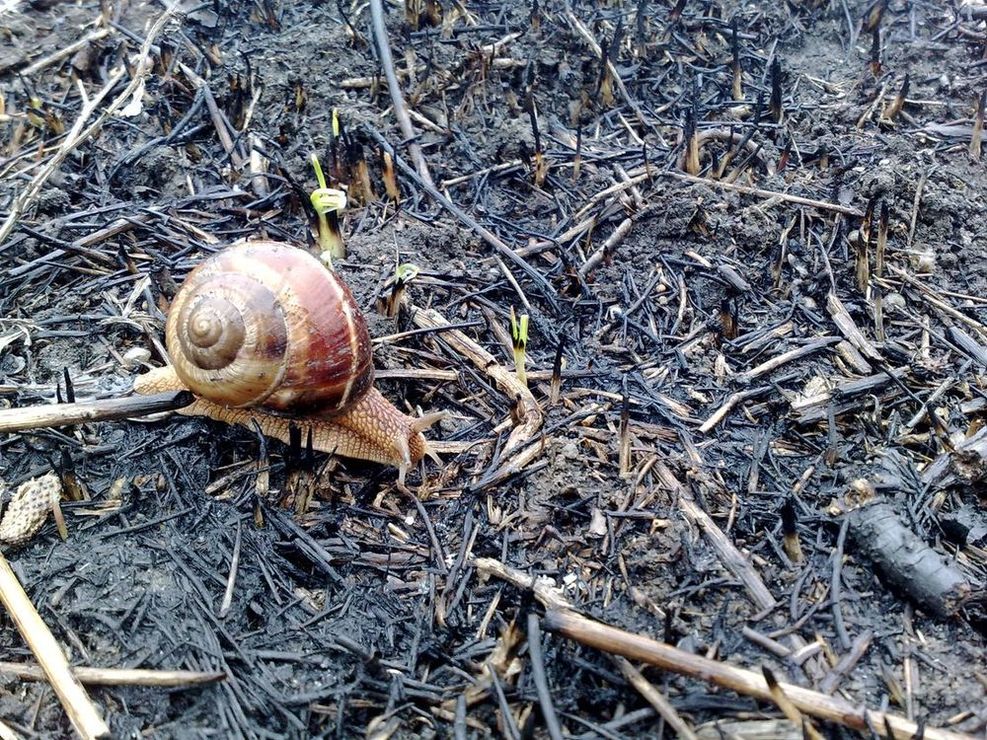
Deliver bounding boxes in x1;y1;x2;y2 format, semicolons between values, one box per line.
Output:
133;240;441;483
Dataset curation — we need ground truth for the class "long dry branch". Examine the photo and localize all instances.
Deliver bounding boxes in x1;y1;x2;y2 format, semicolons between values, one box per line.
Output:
654;462;777;611
542;608;971;740
473;557;972;740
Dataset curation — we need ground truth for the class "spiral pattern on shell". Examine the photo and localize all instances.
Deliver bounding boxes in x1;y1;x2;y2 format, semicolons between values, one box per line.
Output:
166;240;375;413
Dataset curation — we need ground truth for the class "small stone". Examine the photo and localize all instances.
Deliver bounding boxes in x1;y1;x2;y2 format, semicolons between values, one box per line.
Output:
122;346;152;368
884;292;907;313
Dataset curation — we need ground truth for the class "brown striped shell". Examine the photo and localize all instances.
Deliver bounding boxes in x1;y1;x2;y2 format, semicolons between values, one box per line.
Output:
166;240;374;414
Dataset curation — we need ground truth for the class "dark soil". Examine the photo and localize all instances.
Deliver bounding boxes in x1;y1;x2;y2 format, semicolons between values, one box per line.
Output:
1;0;987;737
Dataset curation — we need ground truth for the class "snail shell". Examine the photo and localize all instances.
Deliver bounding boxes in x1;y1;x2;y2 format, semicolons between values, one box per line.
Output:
166;240;374;414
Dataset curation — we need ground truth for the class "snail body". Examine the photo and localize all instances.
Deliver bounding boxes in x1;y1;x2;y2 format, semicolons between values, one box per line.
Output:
134;240;439;482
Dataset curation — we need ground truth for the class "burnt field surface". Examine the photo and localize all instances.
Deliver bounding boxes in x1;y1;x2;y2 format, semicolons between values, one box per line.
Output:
1;0;987;737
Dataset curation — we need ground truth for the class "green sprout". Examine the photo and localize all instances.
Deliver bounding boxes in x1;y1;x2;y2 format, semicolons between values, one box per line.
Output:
510;307;529;387
395;263;419;284
310;152;347;264
382;261;420;317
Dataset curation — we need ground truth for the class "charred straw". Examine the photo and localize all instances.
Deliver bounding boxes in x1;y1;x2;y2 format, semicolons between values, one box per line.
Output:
777;135;792;173
352;141;376;204
61;367;75;404
425;0;442;26
863;0;887;32
731;18;742;101
668;0;686;24
720;296;739;341
57;449;85;503
780;497;803;564
573;124;583;182
769;57;782;123
381;148;400;206
619;385;631;477
862;194;876;245
550;338;564;406
510;307;530;388
873;202;888;341
876;201;888;277
970;90;985;161
329;109;343;184
857;196;878;294
635;0;648;52
884;73;909;121
684;97;700;175
405;0;421;30
526;77;548;188
869;26;881;78
596;44;612;108
118;244;138;274
292;79;306;112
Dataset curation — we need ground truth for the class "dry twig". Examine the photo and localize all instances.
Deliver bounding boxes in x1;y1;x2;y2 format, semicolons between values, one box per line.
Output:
0;391;193;434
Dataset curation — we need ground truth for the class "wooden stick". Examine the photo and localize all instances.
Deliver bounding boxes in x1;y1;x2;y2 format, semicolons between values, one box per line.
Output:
849;501;970;617
763;667;824;740
792;368;907;424
0;391;193;434
733;336;841;382
177;65;243;170
890;266;987;339
579;216;635;278
410;306;544;488
0;716;20;740
0;554;109;739
698;385;773;433
542;608;972;740
826;292;882;361
7;214;146;279
0;661;225;687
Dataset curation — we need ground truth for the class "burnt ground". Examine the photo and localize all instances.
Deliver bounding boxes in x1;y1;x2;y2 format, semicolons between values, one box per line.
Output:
2;0;987;737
